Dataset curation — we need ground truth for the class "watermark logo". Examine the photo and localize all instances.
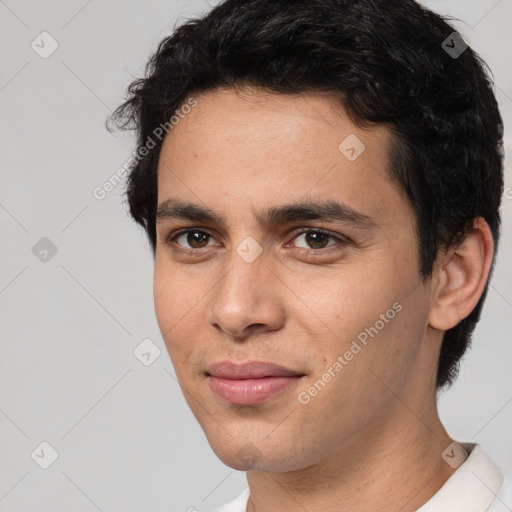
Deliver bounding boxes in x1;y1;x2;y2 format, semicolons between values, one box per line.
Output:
441;441;468;469
236;236;263;263
442;32;468;59
133;338;161;367
31;441;59;469
31;31;59;59
237;442;263;469
32;237;58;263
339;134;365;161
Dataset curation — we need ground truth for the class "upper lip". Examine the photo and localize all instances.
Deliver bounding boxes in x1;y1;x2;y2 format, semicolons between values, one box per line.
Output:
206;360;305;379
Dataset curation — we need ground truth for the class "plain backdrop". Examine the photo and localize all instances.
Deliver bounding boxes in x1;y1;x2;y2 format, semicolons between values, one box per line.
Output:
0;1;511;511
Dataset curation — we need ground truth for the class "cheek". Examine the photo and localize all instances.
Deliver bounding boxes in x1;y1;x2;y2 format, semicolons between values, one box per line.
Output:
153;264;202;364
294;259;423;384
288;263;396;340
153;259;204;323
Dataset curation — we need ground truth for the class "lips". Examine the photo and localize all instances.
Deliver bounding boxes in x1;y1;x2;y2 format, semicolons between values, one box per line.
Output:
206;360;306;405
206;360;305;379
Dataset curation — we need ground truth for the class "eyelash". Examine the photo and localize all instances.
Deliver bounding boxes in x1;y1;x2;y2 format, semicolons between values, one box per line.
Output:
164;227;348;255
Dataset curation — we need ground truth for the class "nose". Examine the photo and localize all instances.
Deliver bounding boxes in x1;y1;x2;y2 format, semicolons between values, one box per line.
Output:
208;248;286;340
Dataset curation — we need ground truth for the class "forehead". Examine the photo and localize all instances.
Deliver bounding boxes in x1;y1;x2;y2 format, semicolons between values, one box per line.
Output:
156;87;407;227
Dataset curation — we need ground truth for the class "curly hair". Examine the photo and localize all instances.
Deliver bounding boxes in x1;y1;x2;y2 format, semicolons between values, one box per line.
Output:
108;0;504;390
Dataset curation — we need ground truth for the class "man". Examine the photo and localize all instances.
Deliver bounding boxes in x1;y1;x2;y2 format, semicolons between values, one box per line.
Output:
109;0;510;510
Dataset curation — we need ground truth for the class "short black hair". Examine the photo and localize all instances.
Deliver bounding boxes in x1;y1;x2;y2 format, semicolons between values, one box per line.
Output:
108;0;504;390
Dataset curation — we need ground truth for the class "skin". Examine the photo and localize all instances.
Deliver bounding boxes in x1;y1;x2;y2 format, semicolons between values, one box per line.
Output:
153;87;494;512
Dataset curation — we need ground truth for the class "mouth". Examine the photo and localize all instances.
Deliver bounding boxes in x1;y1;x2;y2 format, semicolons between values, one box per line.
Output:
205;360;306;405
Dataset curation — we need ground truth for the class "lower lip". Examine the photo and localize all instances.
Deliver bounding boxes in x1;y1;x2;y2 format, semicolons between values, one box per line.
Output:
208;375;303;405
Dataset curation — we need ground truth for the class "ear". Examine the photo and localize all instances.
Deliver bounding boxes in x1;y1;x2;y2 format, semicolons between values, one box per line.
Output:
429;218;495;331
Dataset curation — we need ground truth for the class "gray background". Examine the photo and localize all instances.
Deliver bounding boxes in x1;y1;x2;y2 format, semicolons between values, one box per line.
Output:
0;1;510;511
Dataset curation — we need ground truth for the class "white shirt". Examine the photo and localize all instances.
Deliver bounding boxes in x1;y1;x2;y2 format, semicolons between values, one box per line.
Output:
211;443;511;512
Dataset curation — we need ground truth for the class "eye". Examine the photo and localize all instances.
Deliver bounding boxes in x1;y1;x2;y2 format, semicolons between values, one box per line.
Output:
286;228;346;251
168;229;216;250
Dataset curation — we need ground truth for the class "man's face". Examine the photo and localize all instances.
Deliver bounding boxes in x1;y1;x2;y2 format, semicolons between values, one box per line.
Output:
154;88;437;472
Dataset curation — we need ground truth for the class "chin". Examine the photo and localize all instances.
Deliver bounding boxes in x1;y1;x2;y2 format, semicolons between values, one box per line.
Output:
209;438;306;473
203;434;265;470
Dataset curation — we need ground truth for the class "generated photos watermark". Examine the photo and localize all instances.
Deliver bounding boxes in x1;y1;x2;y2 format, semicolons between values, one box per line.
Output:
93;96;198;200
298;301;403;404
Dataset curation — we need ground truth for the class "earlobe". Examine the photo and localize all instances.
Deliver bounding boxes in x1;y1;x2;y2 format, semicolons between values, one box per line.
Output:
428;218;494;331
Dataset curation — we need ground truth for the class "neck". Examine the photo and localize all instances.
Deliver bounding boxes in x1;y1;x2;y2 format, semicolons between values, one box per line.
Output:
245;399;455;512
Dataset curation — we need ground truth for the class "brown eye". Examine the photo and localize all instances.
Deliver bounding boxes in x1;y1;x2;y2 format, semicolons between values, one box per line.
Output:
303;231;330;249
171;229;214;249
290;229;344;250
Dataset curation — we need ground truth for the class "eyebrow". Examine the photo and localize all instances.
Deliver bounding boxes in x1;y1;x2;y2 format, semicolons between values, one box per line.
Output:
156;198;376;230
